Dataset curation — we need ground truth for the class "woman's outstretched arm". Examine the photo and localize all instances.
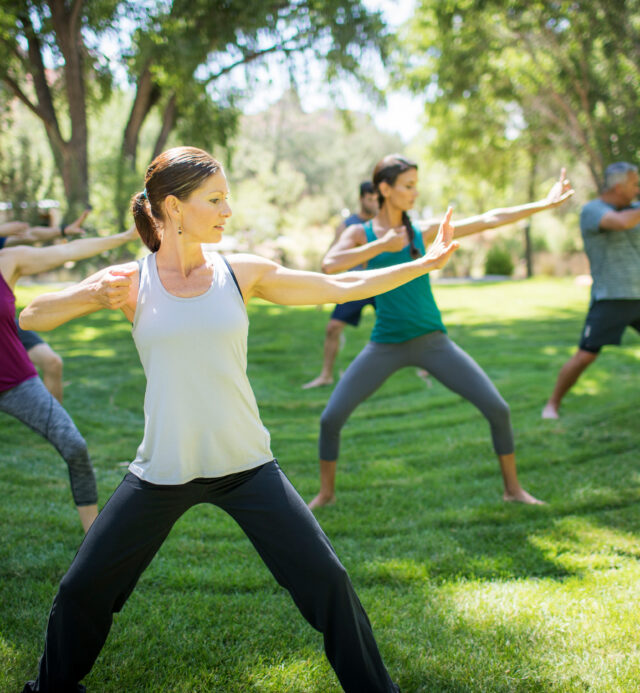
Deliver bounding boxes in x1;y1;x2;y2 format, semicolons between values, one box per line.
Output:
19;263;139;331
232;209;458;305
419;168;574;243
3;226;137;290
3;209;90;247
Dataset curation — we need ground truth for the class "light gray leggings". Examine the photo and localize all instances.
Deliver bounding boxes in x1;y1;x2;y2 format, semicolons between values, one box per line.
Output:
319;331;514;460
0;376;97;505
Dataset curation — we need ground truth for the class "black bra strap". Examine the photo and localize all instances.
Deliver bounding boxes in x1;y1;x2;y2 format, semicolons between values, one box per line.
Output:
222;256;244;301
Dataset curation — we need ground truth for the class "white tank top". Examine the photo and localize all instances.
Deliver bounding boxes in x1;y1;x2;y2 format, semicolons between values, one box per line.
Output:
128;250;273;484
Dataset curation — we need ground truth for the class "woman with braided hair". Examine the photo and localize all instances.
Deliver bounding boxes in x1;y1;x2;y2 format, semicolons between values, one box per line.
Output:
309;154;574;509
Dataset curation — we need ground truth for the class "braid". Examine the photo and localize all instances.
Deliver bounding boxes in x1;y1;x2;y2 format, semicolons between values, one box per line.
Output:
402;211;420;259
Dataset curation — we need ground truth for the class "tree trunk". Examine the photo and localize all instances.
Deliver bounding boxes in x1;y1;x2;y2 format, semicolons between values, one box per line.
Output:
523;151;537;278
122;62;161;168
152;93;178;159
115;62;162;229
48;0;90;215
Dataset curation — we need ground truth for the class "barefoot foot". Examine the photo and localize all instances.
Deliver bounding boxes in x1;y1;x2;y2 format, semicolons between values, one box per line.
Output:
416;369;432;387
308;492;336;510
302;375;334;390
503;488;546;505
541;402;559;419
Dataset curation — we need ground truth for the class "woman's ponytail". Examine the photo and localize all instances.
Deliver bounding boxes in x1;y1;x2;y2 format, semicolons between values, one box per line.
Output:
131;191;161;252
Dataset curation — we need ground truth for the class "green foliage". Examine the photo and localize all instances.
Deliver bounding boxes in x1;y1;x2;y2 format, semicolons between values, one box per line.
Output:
0;136;52;223
4;279;640;691
402;0;640;190
0;1;390;219
223;91;404;265
484;244;515;276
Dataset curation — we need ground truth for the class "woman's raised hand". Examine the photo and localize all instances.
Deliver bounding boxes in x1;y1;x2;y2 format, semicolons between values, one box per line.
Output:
63;208;92;237
545;168;574;207
422;207;459;270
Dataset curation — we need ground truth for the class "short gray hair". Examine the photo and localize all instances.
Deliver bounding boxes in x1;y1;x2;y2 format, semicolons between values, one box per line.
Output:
604;162;638;190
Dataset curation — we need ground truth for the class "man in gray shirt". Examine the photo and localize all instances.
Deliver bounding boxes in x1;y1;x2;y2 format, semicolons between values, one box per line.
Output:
543;162;640;418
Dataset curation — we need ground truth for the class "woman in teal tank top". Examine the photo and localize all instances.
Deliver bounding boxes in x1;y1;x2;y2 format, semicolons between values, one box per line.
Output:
310;154;573;510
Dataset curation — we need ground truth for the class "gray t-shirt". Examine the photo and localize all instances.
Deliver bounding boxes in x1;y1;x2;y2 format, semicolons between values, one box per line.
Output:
580;198;640;299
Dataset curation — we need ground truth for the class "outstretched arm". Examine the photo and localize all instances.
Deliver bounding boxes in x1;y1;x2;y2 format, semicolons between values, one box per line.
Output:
232;209;458;305
3;209;90;247
419;168;575;243
8;226;138;286
0;221;30;238
19;263;139;331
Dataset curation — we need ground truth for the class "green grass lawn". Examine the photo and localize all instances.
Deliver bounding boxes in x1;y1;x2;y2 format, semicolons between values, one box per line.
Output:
2;277;639;692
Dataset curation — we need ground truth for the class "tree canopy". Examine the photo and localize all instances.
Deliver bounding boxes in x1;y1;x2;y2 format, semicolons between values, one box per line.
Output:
0;0;389;219
401;0;640;191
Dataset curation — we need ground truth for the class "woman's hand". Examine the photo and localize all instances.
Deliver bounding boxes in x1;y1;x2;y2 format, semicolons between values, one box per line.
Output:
93;267;137;310
63;208;91;237
421;207;459;270
379;226;408;252
545;168;574;207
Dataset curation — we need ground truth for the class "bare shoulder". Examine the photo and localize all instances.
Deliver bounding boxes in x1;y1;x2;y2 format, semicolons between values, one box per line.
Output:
225;253;284;301
0;246;28;286
338;223;367;248
226;253;278;273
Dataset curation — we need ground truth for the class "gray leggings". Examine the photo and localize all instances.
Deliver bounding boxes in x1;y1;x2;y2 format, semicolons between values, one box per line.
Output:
319;331;514;460
0;376;97;505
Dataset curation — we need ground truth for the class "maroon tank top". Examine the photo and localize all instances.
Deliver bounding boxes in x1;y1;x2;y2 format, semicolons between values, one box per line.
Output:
0;272;37;392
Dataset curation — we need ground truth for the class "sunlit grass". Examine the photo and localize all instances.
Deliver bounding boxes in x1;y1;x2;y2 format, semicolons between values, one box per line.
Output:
2;277;640;691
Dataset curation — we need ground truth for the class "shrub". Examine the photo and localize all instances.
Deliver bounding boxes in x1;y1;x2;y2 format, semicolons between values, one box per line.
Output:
484;244;514;276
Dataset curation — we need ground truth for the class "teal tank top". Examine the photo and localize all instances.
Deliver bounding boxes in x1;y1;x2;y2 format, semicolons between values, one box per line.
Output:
364;221;446;343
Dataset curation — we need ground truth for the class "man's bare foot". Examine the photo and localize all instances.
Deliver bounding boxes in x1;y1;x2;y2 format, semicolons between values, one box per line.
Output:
308;492;336;509
503;488;546;505
541;402;559;419
302;375;334;390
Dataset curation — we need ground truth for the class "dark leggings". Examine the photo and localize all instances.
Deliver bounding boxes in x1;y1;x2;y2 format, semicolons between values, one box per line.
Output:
320;331;514;461
0;376;97;505
24;461;398;693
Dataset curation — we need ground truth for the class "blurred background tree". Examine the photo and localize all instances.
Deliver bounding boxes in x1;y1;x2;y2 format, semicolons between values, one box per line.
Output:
0;0;389;224
396;0;640;276
1;1;639;277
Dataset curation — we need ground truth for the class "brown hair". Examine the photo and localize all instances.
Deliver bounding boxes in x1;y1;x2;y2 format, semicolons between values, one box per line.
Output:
372;154;420;259
131;146;222;251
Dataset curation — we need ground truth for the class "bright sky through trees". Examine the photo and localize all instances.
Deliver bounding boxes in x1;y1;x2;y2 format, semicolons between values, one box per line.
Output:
240;0;423;140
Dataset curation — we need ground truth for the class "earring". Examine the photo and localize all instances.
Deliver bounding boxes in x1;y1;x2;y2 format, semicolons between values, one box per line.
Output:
178;225;182;235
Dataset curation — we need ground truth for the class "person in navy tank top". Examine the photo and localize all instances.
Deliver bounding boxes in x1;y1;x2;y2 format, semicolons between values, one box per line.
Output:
303;181;379;389
20;146;459;693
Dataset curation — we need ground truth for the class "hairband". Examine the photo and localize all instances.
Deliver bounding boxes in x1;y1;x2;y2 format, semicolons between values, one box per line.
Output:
141;188;148;200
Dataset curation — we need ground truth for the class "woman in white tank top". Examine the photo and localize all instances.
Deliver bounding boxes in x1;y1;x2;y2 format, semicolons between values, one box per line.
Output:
20;146;457;693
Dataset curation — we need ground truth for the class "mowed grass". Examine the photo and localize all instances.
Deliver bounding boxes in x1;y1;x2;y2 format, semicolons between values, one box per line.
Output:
2;277;640;692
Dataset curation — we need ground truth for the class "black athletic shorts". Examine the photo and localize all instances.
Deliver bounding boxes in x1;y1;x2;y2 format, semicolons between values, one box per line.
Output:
579;299;640;353
15;318;45;351
330;296;376;327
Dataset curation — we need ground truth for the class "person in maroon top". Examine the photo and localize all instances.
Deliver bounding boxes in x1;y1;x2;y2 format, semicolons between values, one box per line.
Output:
0;226;137;532
1;210;91;401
